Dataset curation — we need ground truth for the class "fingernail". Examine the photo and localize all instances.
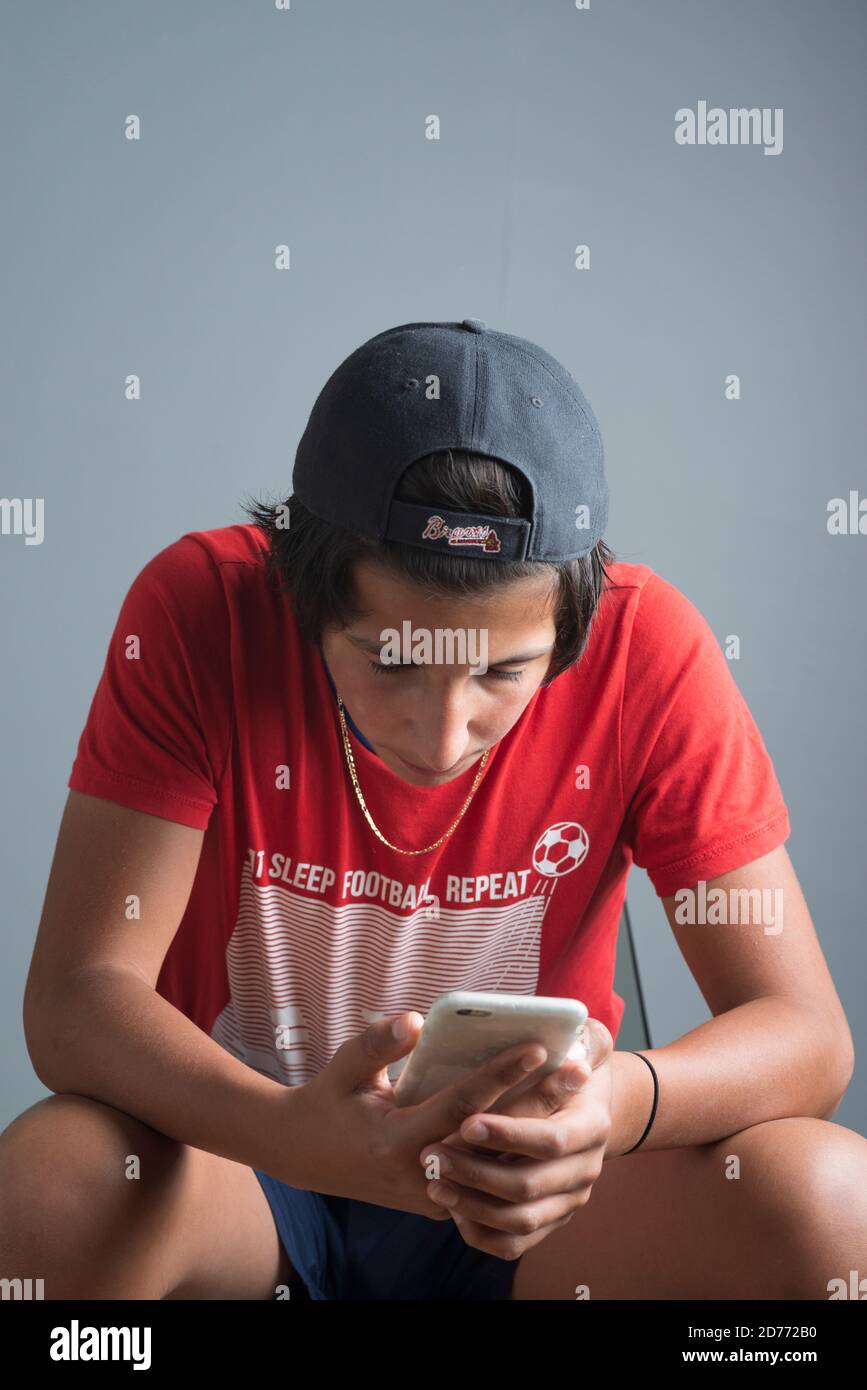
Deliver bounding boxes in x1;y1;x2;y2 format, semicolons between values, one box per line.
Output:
464;1121;488;1141
522;1049;545;1070
392;1014;413;1041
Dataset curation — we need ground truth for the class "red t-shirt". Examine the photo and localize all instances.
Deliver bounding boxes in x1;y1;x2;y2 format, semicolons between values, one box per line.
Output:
68;525;791;1078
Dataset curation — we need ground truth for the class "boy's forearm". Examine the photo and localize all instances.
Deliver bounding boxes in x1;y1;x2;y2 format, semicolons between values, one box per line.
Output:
25;965;303;1182
606;996;852;1158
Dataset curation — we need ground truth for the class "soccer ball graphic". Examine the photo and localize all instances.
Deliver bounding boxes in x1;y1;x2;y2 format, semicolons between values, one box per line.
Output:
532;822;589;878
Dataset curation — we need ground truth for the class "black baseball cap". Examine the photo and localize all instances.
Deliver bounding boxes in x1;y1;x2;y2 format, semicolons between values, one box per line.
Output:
292;319;608;563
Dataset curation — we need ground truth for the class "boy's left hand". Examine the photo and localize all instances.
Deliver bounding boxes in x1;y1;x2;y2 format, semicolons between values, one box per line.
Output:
417;1018;614;1259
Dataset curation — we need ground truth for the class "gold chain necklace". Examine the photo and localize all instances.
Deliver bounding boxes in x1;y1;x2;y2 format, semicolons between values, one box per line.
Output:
335;694;490;855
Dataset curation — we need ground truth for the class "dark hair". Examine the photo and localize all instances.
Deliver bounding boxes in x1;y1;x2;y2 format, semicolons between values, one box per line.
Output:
241;450;618;685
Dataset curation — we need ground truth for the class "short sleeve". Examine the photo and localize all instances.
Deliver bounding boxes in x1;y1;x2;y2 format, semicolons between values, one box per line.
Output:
67;535;231;829
620;573;791;897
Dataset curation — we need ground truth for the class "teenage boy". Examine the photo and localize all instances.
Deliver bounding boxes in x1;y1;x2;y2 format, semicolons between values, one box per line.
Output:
3;320;864;1301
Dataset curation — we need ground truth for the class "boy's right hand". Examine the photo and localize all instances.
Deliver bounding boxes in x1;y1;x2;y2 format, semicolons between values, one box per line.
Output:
276;1012;547;1219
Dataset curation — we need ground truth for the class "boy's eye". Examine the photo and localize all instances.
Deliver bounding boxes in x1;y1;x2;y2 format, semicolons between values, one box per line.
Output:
365;658;523;683
365;660;406;676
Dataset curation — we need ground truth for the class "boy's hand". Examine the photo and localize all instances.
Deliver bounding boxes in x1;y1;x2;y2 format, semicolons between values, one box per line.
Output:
417;1019;614;1259
281;1012;550;1220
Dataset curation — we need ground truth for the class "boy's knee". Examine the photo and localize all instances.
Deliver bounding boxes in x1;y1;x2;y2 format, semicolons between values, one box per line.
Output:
0;1093;186;1266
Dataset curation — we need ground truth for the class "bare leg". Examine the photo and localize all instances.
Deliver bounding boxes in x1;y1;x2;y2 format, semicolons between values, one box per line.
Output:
511;1117;867;1299
0;1093;298;1300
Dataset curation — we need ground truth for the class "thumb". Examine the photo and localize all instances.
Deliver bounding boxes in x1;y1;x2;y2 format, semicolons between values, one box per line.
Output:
329;1011;424;1091
569;1017;614;1072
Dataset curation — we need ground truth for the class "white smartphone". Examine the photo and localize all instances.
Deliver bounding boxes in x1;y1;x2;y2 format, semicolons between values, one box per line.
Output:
391;990;589;1113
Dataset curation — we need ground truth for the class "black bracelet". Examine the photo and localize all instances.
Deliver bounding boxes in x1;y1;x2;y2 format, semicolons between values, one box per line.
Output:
622;1052;659;1153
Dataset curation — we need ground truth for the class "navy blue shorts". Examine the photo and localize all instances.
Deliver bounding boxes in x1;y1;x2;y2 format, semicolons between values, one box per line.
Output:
253;1169;520;1300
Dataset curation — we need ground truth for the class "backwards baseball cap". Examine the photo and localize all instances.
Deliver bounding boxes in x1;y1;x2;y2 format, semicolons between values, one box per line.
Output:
292;318;608;563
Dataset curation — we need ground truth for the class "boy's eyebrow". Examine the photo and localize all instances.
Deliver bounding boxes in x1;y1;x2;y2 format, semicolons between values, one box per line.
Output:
346;634;555;664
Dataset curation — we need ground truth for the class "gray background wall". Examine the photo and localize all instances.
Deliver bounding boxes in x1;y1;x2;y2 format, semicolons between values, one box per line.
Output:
2;1;865;1130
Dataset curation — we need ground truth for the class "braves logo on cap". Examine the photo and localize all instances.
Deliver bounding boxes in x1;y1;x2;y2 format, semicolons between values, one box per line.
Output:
421;514;502;554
